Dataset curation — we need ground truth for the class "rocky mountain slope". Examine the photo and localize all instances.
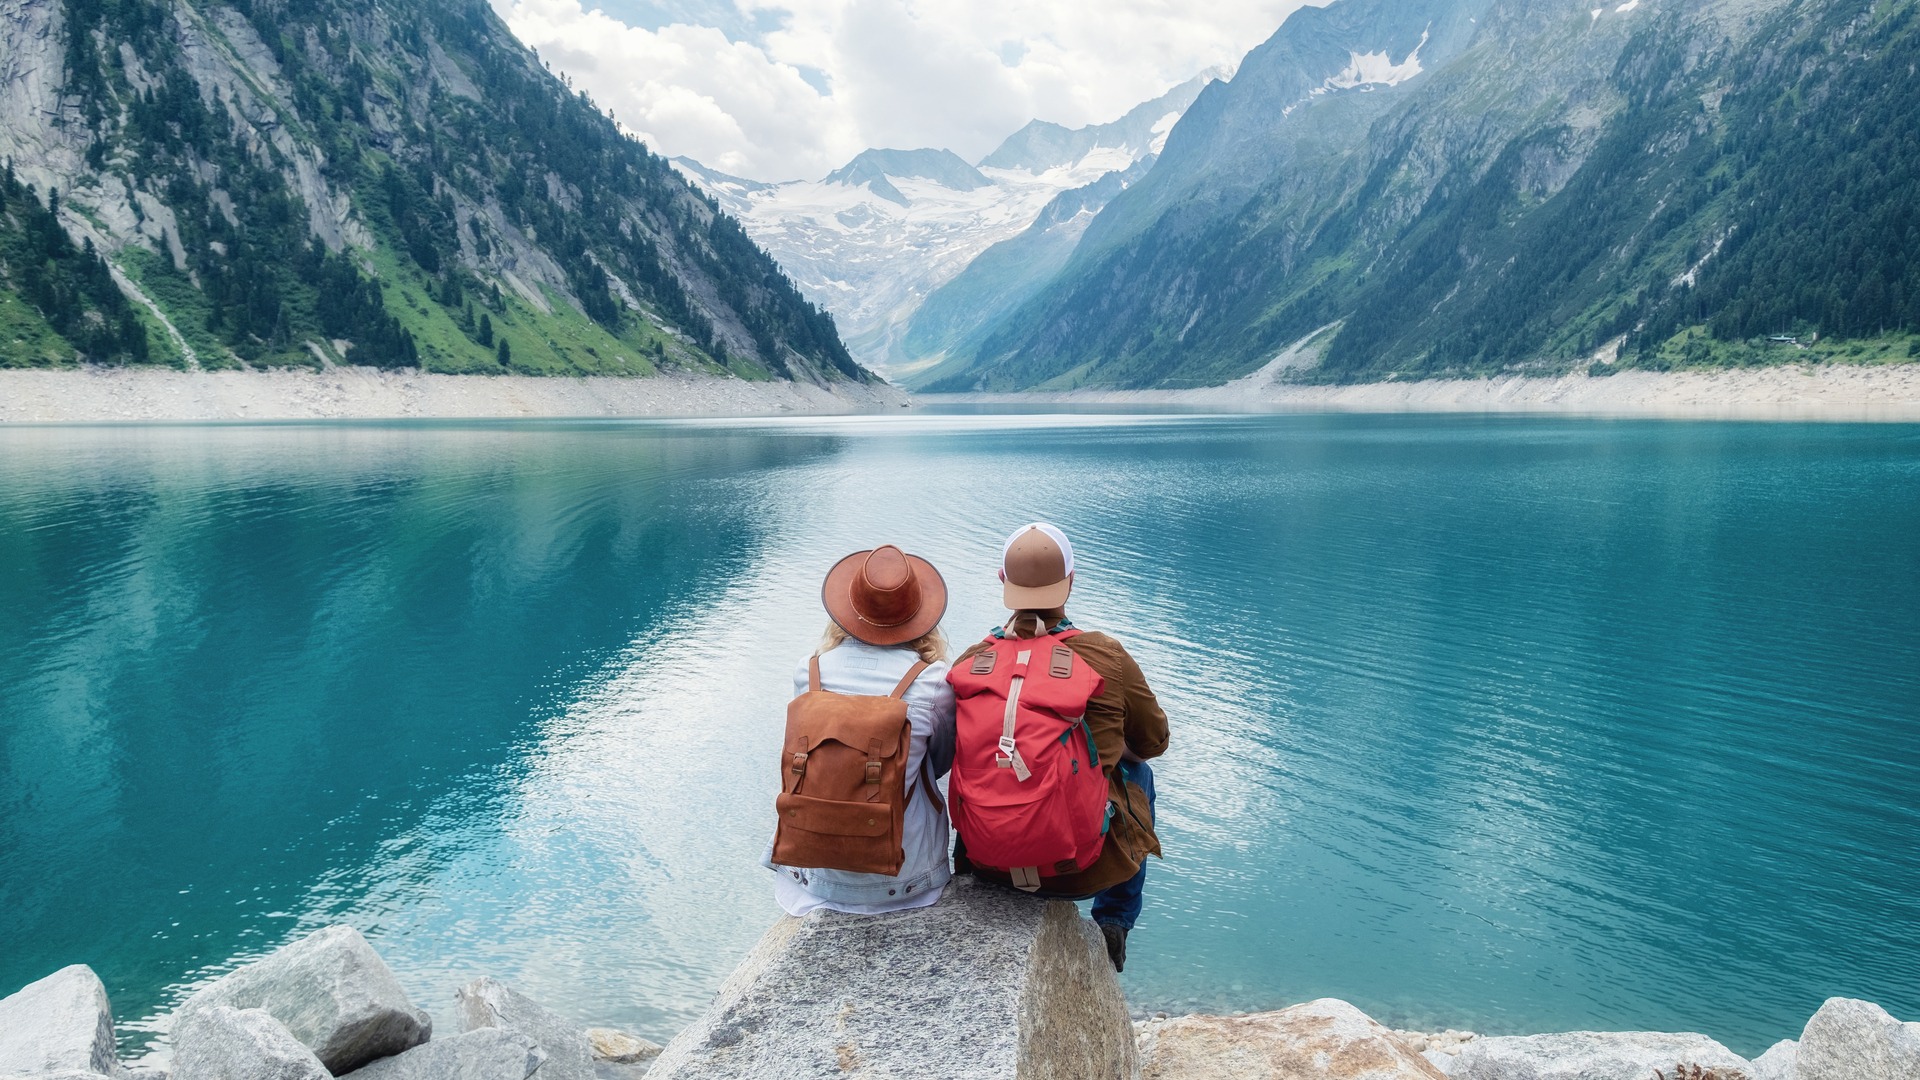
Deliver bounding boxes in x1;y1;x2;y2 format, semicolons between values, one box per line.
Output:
918;0;1920;391
675;73;1220;376
0;0;867;382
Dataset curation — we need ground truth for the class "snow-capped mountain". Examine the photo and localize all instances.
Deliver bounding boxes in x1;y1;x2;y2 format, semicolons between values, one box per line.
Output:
672;72;1222;375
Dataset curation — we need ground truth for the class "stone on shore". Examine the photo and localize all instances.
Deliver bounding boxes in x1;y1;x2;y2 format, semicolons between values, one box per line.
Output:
0;1072;117;1079
456;977;595;1080
644;875;1136;1079
1135;999;1445;1079
1797;997;1920;1080
586;1029;662;1066
1444;1031;1748;1079
0;964;120;1077
338;1028;546;1080
1749;1039;1798;1080
170;1006;331;1080
177;925;430;1075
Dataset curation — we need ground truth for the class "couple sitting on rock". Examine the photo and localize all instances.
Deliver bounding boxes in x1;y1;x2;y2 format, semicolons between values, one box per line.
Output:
765;523;1168;972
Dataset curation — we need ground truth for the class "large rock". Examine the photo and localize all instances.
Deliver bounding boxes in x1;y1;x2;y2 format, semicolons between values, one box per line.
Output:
1749;1040;1797;1080
0;964;119;1076
1797;998;1920;1080
644;875;1135;1079
177;925;429;1075
1446;1031;1749;1080
339;1028;545;1080
456;978;594;1080
1135;999;1445;1079
170;1006;331;1080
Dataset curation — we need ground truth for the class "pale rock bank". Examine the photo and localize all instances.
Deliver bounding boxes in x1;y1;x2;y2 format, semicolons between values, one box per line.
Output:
0;367;907;423
940;362;1920;421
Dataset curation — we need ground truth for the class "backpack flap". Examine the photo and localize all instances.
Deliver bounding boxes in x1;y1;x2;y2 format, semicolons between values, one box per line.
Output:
785;692;907;767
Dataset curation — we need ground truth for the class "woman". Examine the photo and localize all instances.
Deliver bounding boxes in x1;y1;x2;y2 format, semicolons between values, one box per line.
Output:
765;543;956;915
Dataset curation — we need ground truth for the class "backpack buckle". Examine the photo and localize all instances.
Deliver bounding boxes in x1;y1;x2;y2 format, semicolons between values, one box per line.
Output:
790;752;808;776
865;761;882;785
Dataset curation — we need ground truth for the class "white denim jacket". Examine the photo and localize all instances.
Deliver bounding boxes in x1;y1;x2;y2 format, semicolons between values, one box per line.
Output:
763;640;956;914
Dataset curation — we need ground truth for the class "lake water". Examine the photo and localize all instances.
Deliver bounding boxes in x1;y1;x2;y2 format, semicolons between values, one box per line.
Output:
1;411;1917;1059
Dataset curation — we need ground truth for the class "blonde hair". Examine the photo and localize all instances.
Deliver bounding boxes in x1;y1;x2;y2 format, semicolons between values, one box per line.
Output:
819;621;950;665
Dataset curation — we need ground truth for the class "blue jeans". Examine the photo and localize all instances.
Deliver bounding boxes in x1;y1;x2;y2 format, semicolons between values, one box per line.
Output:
1091;759;1154;931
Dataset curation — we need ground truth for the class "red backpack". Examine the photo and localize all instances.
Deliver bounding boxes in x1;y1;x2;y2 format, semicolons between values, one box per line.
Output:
945;628;1108;891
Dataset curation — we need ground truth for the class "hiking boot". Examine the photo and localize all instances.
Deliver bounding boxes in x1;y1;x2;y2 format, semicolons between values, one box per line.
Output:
1099;922;1128;973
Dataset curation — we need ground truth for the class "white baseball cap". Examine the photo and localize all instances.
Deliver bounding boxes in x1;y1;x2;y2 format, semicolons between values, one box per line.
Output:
1000;523;1075;609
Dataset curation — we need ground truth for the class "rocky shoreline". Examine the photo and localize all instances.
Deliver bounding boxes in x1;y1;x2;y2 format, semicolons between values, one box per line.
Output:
5;906;1911;1080
0;367;907;423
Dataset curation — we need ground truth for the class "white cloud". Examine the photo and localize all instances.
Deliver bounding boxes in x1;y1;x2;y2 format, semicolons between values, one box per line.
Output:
495;0;1318;181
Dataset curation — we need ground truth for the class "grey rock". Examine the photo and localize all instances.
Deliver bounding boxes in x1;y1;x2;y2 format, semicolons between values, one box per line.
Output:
1134;1000;1444;1079
1749;1039;1798;1080
177;925;429;1075
0;964;118;1076
339;1028;545;1080
0;1072;114;1079
1425;1048;1459;1075
645;874;1135;1079
116;1067;170;1080
456;978;595;1080
171;1006;331;1080
1447;1030;1749;1080
1798;998;1920;1080
594;1065;653;1080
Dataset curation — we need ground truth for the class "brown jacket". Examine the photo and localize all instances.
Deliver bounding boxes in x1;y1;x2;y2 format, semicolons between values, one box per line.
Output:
956;617;1168;896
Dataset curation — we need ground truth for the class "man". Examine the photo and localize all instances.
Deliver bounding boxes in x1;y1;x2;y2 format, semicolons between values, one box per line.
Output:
955;522;1168;971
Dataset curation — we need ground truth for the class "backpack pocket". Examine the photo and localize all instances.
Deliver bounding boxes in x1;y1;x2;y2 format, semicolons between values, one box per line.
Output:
773;792;903;876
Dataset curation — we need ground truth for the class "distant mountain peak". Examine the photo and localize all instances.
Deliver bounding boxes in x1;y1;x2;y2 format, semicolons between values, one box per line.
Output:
822;148;993;205
978;68;1229;174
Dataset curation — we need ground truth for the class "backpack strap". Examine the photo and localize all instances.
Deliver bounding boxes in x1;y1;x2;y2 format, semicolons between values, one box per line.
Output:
887;660;930;699
916;755;946;815
808;654;822;691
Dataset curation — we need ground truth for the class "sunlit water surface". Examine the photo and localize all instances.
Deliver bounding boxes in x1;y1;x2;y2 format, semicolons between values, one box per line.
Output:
1;412;1916;1059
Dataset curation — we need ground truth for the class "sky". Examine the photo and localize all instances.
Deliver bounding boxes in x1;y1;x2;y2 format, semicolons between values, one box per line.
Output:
492;0;1319;182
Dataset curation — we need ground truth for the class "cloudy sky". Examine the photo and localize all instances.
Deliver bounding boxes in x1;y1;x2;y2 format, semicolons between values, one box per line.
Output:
493;0;1318;182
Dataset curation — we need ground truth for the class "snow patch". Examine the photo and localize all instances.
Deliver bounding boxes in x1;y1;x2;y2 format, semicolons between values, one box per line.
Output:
1149;111;1182;155
1321;27;1430;92
1615;0;1640;11
1591;8;1603;21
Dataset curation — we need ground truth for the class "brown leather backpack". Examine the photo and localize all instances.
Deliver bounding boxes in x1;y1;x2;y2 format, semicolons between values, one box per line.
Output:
772;655;943;875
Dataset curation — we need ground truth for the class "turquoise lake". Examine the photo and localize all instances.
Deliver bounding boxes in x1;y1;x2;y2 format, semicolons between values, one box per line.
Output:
1;411;1917;1059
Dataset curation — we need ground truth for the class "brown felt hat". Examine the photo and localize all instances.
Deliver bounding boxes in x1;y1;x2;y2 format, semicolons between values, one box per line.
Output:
821;545;948;646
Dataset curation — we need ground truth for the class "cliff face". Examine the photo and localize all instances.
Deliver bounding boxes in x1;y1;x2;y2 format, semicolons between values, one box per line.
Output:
0;0;868;381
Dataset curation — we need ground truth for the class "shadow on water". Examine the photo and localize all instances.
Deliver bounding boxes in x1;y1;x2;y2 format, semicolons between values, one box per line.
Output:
1;413;1917;1058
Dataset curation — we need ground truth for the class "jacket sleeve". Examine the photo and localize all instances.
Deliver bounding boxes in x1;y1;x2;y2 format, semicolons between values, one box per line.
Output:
1112;644;1169;761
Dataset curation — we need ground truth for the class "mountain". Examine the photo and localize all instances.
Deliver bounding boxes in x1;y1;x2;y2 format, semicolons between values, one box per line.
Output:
823;149;991;206
0;0;866;382
900;152;1159;376
978;70;1222;173
920;0;1920;392
674;75;1221;375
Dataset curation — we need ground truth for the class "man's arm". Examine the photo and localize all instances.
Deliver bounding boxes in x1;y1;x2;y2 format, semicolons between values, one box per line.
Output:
1110;643;1168;761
